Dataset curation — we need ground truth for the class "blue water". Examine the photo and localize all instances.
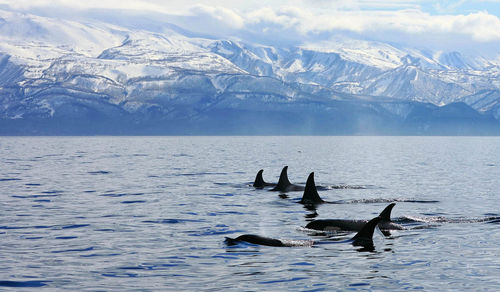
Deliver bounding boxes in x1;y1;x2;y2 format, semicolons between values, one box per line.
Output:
1;136;500;291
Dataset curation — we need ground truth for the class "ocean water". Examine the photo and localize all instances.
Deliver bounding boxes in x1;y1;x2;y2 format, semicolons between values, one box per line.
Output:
1;136;499;291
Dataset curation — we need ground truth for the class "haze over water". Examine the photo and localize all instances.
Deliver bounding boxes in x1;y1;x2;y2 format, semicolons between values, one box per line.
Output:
1;136;499;290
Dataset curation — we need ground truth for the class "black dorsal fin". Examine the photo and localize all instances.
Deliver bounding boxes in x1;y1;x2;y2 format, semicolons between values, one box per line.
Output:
378;203;396;221
253;169;265;188
272;166;291;191
300;172;324;204
351;216;382;246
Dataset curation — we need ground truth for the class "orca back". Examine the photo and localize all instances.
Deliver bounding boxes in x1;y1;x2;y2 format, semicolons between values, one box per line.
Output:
271;166;292;191
378;203;396;221
225;234;284;247
253;169;266;188
351;216;382;247
300;172;324;204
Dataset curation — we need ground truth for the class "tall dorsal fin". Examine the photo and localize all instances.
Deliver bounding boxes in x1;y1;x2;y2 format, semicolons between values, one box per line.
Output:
253;169;265;188
351;216;382;246
378;203;396;221
300;172;324;204
272;166;291;191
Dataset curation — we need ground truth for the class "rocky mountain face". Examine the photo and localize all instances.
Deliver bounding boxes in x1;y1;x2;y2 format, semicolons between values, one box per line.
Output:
1;9;500;135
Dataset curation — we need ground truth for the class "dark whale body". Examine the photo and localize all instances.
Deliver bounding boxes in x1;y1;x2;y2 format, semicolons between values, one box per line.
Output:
225;216;382;249
253;169;277;188
305;203;404;232
270;166;305;192
225;234;285;246
299;172;324;205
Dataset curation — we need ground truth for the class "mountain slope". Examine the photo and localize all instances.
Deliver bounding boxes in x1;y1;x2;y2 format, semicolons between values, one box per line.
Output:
1;9;500;134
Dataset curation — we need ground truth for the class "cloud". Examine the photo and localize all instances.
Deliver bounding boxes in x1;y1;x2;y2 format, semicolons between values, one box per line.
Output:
447;11;500;41
1;0;500;52
242;6;500;43
246;7;304;30
0;0;165;11
188;5;244;29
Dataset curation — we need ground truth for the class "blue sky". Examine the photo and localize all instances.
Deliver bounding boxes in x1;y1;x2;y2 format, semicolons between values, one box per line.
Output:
1;0;499;55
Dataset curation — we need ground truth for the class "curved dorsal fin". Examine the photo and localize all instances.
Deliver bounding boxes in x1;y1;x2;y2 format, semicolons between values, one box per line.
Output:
272;166;291;191
253;169;265;188
378;203;396;221
300;172;324;204
351;216;382;246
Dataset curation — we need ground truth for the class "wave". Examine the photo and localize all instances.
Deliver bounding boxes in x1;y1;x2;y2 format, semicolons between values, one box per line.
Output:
395;215;500;224
342;198;439;204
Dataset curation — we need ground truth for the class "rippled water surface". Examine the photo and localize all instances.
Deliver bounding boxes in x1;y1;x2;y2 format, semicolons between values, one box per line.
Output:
1;136;500;291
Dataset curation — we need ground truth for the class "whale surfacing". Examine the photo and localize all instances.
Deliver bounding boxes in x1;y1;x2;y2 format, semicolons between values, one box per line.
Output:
351;216;382;248
270;166;305;192
299;172;324;205
225;216;382;249
225;234;285;246
305;203;403;232
253;169;277;188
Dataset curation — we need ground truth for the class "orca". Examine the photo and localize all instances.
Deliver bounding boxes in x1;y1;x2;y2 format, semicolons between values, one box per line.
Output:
225;234;285;247
304;203;403;232
225;216;382;249
253;169;277;188
298;172;343;209
299;172;324;205
270;166;305;192
350;216;382;248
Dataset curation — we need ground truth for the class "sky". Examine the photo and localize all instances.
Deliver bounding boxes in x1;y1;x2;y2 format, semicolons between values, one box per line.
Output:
1;0;500;55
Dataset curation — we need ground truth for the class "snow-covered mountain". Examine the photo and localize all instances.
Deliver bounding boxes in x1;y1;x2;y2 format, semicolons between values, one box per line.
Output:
1;9;500;134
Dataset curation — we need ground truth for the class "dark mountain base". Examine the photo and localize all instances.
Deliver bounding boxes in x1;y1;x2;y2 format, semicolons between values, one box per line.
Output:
2;102;500;135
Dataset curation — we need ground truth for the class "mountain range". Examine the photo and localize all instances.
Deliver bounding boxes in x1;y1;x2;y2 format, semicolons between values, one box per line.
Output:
1;9;500;135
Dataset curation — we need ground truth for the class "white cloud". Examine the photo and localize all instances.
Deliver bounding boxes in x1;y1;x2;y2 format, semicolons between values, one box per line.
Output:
189;5;244;29
1;0;500;51
447;11;500;41
0;0;167;12
243;7;500;43
246;7;304;29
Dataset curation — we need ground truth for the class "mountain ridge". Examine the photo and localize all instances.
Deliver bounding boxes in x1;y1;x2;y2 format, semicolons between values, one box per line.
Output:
1;9;500;135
